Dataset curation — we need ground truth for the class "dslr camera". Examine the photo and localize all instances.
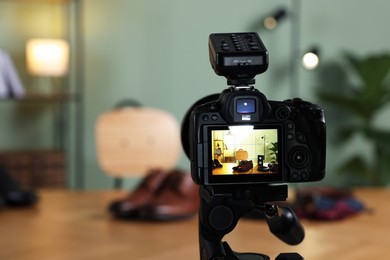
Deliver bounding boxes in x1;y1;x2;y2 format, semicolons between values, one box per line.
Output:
182;32;326;187
181;32;326;260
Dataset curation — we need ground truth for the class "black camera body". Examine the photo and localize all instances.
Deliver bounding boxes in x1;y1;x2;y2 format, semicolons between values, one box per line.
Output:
182;33;326;187
188;88;326;186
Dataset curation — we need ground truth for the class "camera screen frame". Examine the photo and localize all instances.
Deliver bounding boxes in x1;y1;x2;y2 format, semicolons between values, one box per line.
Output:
204;124;284;185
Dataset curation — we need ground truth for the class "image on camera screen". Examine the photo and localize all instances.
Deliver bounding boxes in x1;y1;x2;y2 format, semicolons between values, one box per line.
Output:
211;126;279;175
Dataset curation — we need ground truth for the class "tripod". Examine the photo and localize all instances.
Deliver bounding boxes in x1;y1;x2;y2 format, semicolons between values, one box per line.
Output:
198;185;304;260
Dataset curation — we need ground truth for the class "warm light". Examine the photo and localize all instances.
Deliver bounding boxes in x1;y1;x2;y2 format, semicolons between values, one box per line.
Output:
228;125;254;136
263;16;277;30
26;39;69;76
302;51;319;70
263;8;287;31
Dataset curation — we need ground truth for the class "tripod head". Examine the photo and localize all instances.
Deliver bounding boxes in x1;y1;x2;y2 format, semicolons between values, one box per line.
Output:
199;185;304;260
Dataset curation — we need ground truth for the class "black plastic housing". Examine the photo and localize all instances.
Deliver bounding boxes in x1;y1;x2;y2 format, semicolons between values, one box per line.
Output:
208;33;268;85
182;87;326;186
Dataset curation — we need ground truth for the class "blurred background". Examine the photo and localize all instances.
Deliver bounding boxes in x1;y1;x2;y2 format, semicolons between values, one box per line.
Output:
0;0;389;189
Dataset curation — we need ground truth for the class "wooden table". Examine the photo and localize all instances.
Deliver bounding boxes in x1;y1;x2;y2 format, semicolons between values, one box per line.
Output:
0;188;388;260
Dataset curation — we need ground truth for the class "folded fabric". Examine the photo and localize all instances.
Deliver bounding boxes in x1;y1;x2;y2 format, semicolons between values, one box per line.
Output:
293;187;366;221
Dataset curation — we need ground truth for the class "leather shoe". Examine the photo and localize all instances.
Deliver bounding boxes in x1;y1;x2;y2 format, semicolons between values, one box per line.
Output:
234;160;253;172
212;159;223;168
108;169;169;218
138;169;199;220
0;165;38;207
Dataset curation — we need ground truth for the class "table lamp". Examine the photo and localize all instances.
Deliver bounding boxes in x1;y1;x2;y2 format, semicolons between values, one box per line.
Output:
26;39;69;93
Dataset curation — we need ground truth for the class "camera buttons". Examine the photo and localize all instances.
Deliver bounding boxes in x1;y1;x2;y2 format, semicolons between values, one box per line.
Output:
221;40;230;51
291;171;309;181
296;132;306;143
211;114;218;121
300;172;309;180
276;106;291;120
201;114;218;121
291;172;300;180
289;146;311;169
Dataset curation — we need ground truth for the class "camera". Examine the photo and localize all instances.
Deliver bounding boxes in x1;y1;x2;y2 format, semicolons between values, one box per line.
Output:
181;32;326;259
182;32;326;186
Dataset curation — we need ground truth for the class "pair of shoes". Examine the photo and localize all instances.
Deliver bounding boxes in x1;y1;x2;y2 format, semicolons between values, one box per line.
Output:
108;169;169;218
0;165;38;207
109;169;199;221
212;159;223;168
232;160;246;171
232;160;253;172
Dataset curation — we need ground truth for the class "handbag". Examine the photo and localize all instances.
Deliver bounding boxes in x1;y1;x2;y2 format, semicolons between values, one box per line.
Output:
235;149;248;160
95;107;181;177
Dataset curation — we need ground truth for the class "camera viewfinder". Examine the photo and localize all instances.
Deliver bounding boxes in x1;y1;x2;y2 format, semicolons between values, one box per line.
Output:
236;98;256;114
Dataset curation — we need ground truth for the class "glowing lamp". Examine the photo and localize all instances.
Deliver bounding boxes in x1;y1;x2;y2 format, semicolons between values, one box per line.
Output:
26;39;69;77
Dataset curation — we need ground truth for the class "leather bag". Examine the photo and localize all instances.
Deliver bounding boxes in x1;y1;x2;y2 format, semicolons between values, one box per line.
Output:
235;149;248;160
95;107;181;177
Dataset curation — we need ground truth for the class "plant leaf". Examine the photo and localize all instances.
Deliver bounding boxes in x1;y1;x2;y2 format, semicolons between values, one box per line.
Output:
338;155;371;178
345;53;390;87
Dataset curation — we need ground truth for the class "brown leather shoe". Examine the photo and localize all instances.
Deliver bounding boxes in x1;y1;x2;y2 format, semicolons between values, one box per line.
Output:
138;169;200;220
108;169;169;218
237;160;253;172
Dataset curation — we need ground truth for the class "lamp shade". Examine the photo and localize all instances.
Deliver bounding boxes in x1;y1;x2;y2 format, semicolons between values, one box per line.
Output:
26;39;69;77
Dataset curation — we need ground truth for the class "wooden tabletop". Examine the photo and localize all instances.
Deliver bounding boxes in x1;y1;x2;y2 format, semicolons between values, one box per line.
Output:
0;188;388;260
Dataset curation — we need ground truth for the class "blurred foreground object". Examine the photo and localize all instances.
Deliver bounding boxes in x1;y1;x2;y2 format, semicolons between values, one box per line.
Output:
317;53;390;186
26;39;69;77
0;165;38;207
294;187;366;220
109;169;199;220
96;105;198;220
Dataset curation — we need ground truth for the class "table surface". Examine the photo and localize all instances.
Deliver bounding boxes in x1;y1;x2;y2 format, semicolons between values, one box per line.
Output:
0;188;389;260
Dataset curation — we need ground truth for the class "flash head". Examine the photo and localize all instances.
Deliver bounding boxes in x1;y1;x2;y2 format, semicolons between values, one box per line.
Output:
208;32;269;86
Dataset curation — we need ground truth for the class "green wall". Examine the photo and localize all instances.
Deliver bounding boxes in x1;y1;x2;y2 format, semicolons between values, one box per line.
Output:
1;0;390;189
0;1;67;150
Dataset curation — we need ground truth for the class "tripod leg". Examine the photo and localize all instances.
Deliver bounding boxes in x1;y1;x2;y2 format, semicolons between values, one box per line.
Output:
275;253;304;260
199;215;226;260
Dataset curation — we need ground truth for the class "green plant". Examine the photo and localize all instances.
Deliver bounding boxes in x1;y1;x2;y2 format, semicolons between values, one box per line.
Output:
317;53;390;186
268;142;278;163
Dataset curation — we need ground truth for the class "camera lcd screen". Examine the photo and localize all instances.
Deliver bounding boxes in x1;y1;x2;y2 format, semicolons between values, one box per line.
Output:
207;125;282;184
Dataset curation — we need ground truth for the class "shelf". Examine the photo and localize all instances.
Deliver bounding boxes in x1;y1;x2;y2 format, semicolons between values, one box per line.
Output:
1;0;83;188
10;0;70;3
1;92;77;103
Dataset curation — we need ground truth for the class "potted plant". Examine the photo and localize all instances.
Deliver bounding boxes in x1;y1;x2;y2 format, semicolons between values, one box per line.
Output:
316;53;390;186
268;142;278;163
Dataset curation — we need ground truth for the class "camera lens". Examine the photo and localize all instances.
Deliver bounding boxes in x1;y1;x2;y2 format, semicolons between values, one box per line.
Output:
289;147;310;169
236;98;255;114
